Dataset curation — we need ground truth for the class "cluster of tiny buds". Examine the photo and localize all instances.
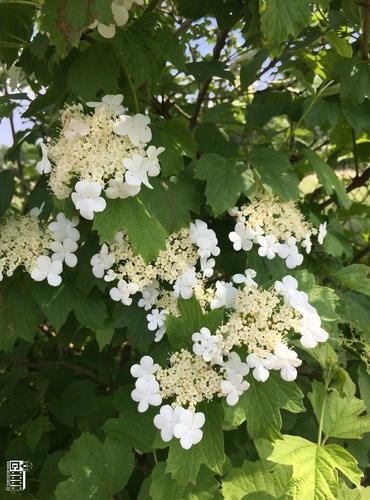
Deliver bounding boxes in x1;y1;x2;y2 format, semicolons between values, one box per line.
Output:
36;94;164;220
228;194;327;269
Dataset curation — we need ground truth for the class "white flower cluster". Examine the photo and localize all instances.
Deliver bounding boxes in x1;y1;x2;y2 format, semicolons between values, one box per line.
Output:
0;211;79;287
229;194;327;269
90;220;219;342
89;0;144;39
38;96;164;220
130;269;330;449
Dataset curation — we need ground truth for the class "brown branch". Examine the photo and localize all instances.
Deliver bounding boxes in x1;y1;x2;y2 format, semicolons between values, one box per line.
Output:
174;18;194;37
145;0;162;13
359;0;370;60
318;166;370;209
189;29;230;129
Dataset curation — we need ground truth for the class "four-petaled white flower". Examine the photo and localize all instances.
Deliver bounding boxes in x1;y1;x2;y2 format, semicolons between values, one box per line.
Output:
173;268;197;299
147;309;168;331
221;371;250;406
173;408;205;449
267;342;302;381
210;281;237;310
189;219;220;259
192;327;221;362
274;275;316;316
122;154;152;189
71;180;106;220
200;257;215;278
138;281;160;310
246;353;273;382
110;279;138;305
31;255;63;287
222;352;250;376
64;118;89;139
229;222;255;251
130;355;160;378
89;5;129;39
90;244;115;278
131;375;162;412
301;233;312;254
146;145;164;177
36;143;52;174
105;175;141;199
50;238;78;267
257;235;281;259
318;222;327;245
113;113;152;146
298;313;329;348
86;94;125;114
48;213;80;242
277;236;304;269
232;268;257;287
153;405;183;442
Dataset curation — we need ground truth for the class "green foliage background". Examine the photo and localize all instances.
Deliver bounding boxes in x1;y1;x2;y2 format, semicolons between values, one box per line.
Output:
0;0;370;498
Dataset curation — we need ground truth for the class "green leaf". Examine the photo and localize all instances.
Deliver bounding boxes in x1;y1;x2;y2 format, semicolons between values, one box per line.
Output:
0;4;34;65
309;380;370;440
55;433;134;500
111;301;153;352
187;60;235;83
194;123;239;158
53;380;99;428
195;153;255;216
150;462;222;499
150;119;198;177
93;197;167;263
0;273;43;351
342;101;370;134
166;403;224;486
95;325;115;352
325;32;352;58
358;365;370;413
0;171;15;216
166;296;224;351
223;371;305;440
19;416;54;452
248;147;299;201
240;49;270;90
67;43;120;100
308;285;340;321
261;0;311;44
334;57;370;106
268;436;362;498
222;460;291;499
335;264;370;297
303;149;351;209
139;174;201;233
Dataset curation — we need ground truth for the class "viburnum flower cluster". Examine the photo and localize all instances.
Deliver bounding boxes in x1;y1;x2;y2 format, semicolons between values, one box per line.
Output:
88;0;144;39
0;211;80;286
130;268;329;449
39;95;163;220
228;193;327;268
90;220;219;341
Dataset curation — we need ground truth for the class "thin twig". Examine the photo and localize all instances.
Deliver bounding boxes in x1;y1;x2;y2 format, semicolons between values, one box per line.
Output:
175;18;194;37
145;0;162;13
360;0;370;60
318;166;370;209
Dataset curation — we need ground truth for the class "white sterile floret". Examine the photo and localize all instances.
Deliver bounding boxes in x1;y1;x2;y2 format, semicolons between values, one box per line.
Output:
189;219;220;259
221;371;250;406
147;309;168;331
232;268;257;287
229;222;255;251
173;268;197;299
131;375;162;413
200;256;215;278
301;233;312;254
246;353;273;382
257;235;281;259
173;408;205;449
277;236;304;269
154;326;166;342
274;275;316;315
90;244;115;278
210;281;237;310
63;118;89;139
105;175;141;199
228;206;241;217
318;222;327;245
153;405;183;442
36;143;52;174
29;202;45;218
146;145;164;176
298;313;329;348
122;153;152;189
138;280;160;310
50;238;78;268
48;213;80;242
89;5;129;39
86;94;125;114
268;342;302;381
109;279;138;305
31;255;63;287
192;327;221;362
223;352;250;376
113;113;152;146
130;355;160;378
71;180;106;220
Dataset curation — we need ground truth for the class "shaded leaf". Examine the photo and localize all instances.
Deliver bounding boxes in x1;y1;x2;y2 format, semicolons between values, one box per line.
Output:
261;0;311;44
